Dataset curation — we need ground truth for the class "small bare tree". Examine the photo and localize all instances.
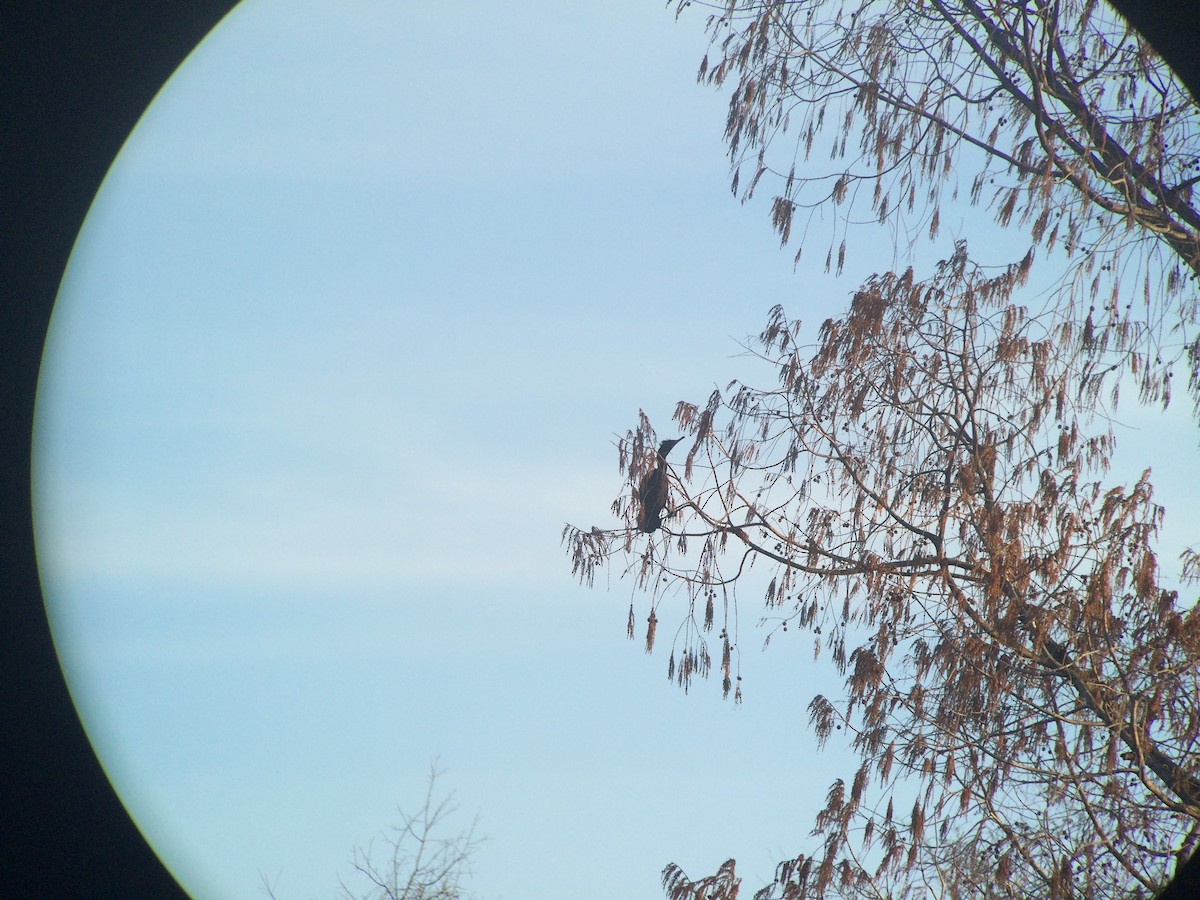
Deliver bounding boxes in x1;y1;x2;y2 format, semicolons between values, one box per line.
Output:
566;243;1200;897
262;764;482;900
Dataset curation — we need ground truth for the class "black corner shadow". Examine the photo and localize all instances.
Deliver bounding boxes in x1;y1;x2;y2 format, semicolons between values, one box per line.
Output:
3;4;239;896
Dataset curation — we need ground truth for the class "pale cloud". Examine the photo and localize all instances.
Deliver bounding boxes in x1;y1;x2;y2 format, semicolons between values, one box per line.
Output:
36;449;624;597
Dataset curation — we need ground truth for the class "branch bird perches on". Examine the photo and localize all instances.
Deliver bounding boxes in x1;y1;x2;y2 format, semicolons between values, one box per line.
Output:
637;438;683;533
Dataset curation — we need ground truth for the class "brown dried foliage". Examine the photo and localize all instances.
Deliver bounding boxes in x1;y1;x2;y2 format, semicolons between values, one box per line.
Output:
564;244;1200;897
664;858;742;900
673;0;1200;416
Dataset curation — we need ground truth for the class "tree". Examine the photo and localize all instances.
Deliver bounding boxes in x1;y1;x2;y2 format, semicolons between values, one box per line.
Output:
671;0;1200;414
565;1;1200;895
568;243;1200;897
262;765;483;900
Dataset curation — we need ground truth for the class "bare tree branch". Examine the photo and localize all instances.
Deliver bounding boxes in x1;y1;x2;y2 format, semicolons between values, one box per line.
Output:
261;763;483;900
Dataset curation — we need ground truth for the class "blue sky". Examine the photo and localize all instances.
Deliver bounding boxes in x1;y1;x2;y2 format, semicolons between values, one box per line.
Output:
31;1;1198;899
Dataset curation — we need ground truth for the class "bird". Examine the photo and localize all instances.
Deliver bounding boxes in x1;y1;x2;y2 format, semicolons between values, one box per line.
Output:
637;438;683;533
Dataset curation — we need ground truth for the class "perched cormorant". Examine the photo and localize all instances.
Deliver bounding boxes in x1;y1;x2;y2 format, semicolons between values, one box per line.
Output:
637;438;683;533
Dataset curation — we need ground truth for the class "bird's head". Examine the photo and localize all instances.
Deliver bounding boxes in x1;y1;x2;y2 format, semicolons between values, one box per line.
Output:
657;437;684;459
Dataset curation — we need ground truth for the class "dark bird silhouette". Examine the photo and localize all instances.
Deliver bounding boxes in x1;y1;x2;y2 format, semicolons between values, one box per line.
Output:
637;438;683;533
